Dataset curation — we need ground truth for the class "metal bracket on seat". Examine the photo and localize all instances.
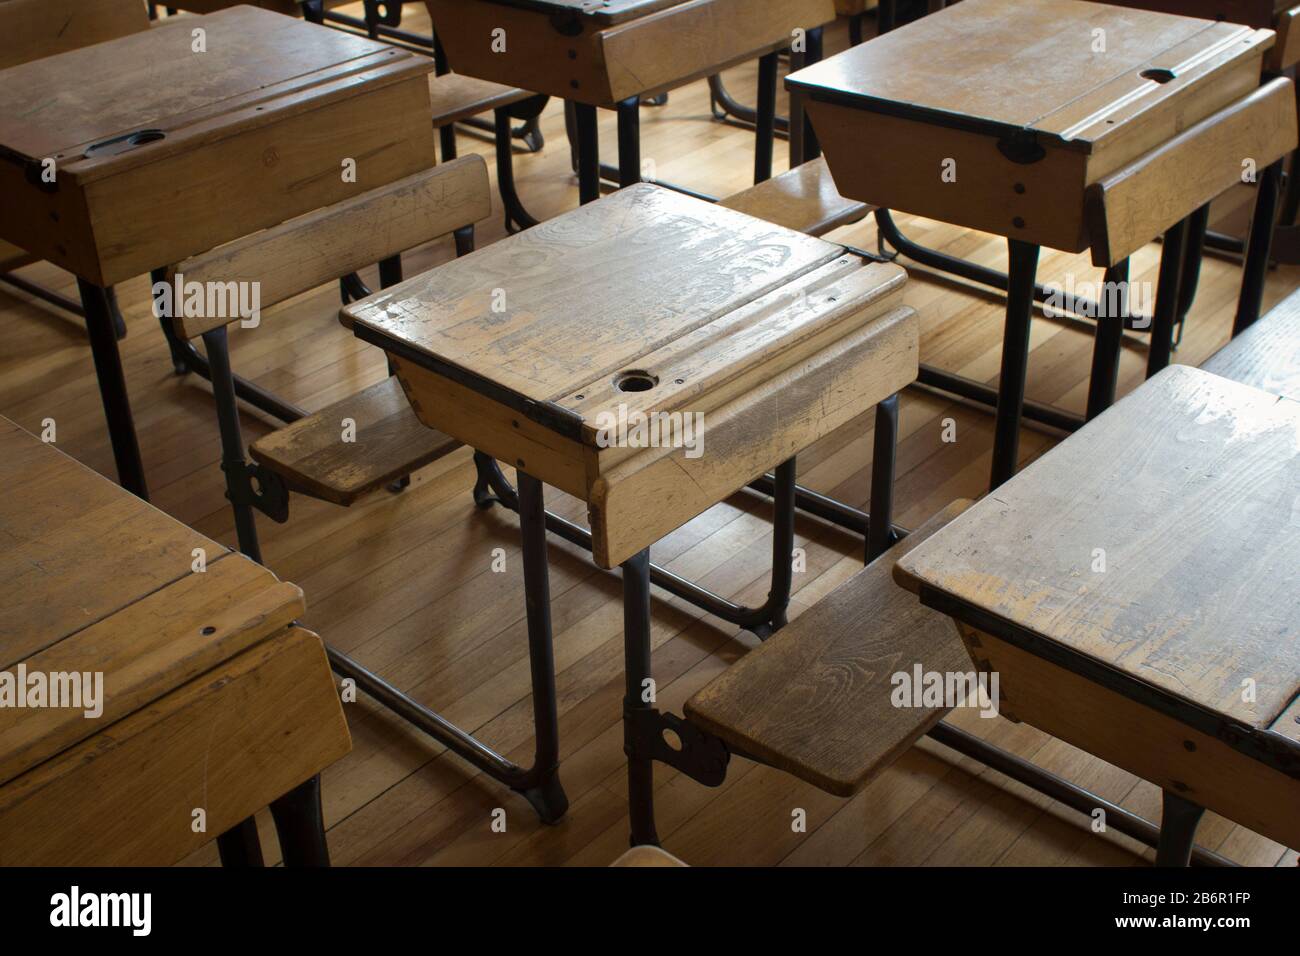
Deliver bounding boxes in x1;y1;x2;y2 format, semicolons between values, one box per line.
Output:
223;461;290;524
624;708;729;787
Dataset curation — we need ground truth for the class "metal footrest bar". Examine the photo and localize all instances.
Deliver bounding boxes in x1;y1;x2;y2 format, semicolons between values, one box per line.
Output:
474;453;792;638
327;646;533;787
916;363;1084;433
326;640;568;824
875;209;1153;328
744;473;912;542
926;722;1234;868
707;74;791;138
0;273;85;317
163;325;307;424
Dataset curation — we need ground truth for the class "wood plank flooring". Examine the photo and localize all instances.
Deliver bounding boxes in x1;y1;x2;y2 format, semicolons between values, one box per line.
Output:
1;4;1295;867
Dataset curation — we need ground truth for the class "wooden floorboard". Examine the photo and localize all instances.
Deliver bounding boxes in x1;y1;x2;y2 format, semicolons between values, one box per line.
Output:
2;5;1295;867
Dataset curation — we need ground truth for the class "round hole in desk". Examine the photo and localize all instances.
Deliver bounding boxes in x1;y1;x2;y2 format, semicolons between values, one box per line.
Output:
614;370;659;393
1140;68;1176;84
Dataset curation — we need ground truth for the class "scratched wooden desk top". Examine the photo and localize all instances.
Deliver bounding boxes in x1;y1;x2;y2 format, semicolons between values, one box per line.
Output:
0;416;305;788
785;0;1273;153
0;5;429;181
346;183;907;447
895;366;1300;736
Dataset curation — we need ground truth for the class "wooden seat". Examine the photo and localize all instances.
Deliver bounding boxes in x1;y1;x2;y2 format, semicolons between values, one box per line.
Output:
249;377;461;506
1201;288;1300;401
428;72;532;128
684;499;971;797
168;157;490;509
720;158;871;238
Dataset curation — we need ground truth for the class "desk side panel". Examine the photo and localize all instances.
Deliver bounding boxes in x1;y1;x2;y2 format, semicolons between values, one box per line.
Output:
0;626;350;866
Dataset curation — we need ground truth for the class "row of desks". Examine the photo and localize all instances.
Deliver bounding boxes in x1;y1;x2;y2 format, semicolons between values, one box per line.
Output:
2;0;1297;865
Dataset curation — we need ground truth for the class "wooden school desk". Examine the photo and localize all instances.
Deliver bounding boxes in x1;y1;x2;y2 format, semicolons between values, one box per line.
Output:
895;366;1300;865
0;416;351;866
344;184;917;835
425;0;837;201
787;0;1297;489
0;5;437;499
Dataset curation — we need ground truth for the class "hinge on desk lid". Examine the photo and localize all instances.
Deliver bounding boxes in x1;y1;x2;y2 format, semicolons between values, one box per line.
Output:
625;707;730;786
997;129;1046;165
549;10;585;35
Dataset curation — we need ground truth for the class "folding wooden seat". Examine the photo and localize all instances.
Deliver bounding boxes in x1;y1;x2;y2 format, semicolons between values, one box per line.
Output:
162;157;490;557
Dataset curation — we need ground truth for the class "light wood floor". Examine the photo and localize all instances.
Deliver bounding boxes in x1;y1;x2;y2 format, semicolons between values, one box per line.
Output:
3;6;1297;867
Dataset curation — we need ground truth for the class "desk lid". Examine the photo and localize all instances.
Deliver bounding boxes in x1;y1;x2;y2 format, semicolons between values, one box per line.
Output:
786;0;1273;153
0;417;305;786
895;366;1300;735
0;6;433;183
348;183;906;447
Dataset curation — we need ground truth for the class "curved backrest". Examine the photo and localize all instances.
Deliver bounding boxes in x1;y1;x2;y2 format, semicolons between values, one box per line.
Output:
164;155;491;339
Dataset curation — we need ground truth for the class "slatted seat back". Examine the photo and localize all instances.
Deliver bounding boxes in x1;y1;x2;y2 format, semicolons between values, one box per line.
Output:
164;155;491;340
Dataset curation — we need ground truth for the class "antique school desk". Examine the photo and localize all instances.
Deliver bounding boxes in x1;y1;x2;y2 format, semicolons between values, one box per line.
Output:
0;5;437;499
426;0;837;201
787;0;1297;489
344;184;918;833
0;416;351;866
896;366;1300;866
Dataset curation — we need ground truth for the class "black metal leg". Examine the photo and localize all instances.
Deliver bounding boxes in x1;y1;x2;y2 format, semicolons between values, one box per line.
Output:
201;326;264;564
801;27;823;162
495;105;541;232
866;395;900;563
1233;159;1284;336
453;225;475;258
105;286;127;340
378;254;402;290
849;12;866;45
324;467;569;824
754;51;778;185
989;240;1040;491
1155;790;1206;867
574;102;601;204
622;548;659;847
1085;259;1130;421
616;96;641;188
879;0;898;34
216;818;265;867
1146;218;1189;379
378;255;411;493
764;458;796;635
269;775;330;867
514;473;569;822
77;278;148;500
474;454;794;637
1173;204;1209;348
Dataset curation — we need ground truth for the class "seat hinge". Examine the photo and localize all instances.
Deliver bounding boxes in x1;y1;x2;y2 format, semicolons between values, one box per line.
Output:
624;707;729;787
223;460;290;524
